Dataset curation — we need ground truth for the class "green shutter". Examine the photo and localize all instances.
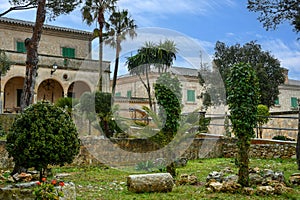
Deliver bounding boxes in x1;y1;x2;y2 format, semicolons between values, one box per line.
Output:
62;47;75;58
291;97;298;108
187;90;195;102
115;92;121;97
127;90;132;98
274;98;279;105
16;41;26;53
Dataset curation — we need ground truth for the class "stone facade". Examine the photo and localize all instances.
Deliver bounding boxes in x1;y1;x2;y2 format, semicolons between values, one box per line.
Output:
0;17;111;113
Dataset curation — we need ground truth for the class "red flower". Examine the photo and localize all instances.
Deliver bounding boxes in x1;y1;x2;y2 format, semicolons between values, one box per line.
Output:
51;179;57;185
41;177;47;182
59;181;65;187
36;181;41;186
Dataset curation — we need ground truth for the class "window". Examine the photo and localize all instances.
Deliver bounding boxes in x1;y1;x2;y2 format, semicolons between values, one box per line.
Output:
187;90;195;102
16;89;23;107
115;92;121;97
16;41;26;53
291;97;298;108
274;98;280;105
62;47;75;58
127;90;132;98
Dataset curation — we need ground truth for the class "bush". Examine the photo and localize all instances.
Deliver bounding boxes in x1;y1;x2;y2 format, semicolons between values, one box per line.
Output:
272;135;295;141
6;101;80;178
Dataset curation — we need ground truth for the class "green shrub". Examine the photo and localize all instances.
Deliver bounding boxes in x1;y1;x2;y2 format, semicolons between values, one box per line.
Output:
55;97;79;115
272;135;295;141
6;101;80;178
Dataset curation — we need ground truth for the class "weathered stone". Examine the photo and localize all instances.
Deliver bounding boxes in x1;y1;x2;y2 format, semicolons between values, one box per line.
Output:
223;175;238;183
256;186;275;195
249;173;263;185
207;181;223;192
289;173;300;185
0;181;76;200
206;171;223;182
274;171;285;183
174;158;188;167
220;181;241;193
243;187;255;195
127;173;174;193
178;174;198;185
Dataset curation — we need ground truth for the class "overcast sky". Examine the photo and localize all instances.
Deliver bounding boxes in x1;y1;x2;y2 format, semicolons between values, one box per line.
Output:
1;0;299;79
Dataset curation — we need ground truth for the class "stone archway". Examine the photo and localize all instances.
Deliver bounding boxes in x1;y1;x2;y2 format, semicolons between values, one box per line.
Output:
68;81;91;98
37;79;63;103
3;77;24;113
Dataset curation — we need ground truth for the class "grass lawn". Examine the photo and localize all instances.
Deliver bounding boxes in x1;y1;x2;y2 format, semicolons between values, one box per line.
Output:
53;158;300;200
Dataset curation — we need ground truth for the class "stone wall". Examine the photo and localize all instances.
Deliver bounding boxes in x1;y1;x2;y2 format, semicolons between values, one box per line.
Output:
0;136;296;169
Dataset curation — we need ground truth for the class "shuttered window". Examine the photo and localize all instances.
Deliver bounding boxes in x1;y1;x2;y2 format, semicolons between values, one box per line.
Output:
187;90;195;102
62;47;75;58
127;90;132;98
291;97;298;108
16;41;26;53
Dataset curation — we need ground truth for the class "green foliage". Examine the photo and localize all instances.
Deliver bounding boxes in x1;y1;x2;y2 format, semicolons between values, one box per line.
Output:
0;124;6;138
55;97;79;115
7;0;81;19
6;102;80;176
151;73;182;146
33;178;64;200
272;135;295;141
226;62;260;186
126;40;177;110
198;114;210;133
214;41;284;107
256;104;269;138
227;62;260;139
0;49;12;75
247;0;300;33
257;104;270;125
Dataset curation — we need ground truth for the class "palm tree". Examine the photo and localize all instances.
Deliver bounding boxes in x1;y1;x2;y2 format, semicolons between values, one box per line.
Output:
0;50;12;113
81;0;118;92
106;9;137;96
126;41;177;110
157;40;177;72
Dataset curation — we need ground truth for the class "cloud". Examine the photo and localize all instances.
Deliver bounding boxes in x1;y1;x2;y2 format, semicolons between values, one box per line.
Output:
261;39;300;80
118;0;236;26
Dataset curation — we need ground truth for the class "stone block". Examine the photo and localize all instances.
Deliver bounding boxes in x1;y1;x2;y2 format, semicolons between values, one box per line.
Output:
127;173;174;193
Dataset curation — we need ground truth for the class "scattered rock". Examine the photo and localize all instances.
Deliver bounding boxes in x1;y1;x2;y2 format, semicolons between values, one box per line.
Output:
220;181;241;193
206;171;223;182
177;174;198;185
207;181;223;192
256;185;275;195
249;173;263;185
289;173;300;185
174;158;188;168
223;175;238;183
243;187;255;195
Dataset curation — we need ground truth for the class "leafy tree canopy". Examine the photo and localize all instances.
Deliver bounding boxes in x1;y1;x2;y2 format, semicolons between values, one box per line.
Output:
1;0;81;19
6;102;80;178
214;41;285;108
247;0;300;33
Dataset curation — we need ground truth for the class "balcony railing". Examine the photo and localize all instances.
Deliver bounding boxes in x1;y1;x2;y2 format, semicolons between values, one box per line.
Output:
4;50;107;72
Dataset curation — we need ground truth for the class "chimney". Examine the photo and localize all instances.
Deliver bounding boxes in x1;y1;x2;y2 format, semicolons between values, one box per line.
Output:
282;68;289;84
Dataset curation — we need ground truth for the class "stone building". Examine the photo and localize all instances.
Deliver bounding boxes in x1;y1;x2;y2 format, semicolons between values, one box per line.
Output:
0;17;110;113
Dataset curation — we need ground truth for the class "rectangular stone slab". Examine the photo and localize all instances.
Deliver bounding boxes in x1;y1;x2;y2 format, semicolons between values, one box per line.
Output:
127;173;174;193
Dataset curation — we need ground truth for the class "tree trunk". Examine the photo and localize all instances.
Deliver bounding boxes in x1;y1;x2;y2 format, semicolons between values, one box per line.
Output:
112;39;120;96
237;135;250;187
20;0;46;111
145;66;153;110
297;100;300;170
97;10;105;92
